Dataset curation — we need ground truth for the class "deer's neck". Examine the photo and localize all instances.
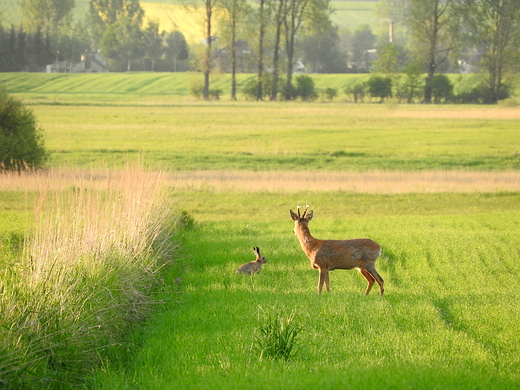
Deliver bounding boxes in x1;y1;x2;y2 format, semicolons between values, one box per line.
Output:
295;225;318;253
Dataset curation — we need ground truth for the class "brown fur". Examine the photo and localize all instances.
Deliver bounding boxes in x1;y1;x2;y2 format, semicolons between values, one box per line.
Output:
236;247;267;275
290;208;384;295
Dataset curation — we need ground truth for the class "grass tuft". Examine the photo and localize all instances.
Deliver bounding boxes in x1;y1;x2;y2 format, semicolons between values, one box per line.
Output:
252;307;303;362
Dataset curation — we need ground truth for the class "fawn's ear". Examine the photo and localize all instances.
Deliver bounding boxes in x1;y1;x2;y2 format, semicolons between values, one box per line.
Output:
290;210;299;221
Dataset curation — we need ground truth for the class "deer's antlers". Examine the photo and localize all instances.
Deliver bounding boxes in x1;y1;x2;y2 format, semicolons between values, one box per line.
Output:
297;201;309;218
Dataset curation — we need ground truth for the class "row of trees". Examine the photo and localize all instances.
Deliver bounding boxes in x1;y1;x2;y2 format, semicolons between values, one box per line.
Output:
0;26;54;72
2;0;520;103
375;0;520;103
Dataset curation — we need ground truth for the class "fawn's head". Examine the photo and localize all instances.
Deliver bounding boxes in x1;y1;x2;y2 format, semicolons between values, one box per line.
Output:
290;203;314;233
253;247;267;264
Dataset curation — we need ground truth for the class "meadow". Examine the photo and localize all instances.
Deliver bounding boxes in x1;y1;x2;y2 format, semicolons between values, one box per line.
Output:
0;72;520;389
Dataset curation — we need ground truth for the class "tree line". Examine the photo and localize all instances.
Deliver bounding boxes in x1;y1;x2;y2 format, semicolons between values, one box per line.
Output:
1;0;519;103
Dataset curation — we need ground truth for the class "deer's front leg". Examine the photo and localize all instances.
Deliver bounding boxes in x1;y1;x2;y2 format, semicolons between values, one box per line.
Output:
318;268;329;294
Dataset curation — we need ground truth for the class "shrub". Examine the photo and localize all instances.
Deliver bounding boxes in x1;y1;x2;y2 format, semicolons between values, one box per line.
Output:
242;78;262;100
243;74;287;100
367;75;392;102
455;82;511;104
294;75;317;101
209;88;222;100
344;83;367;103
189;79;204;98
431;74;454;103
0;88;48;171
323;88;338;101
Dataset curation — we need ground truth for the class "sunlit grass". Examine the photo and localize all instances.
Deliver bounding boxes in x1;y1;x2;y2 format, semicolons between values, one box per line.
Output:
0;167;178;388
19;101;520;171
90;201;520;389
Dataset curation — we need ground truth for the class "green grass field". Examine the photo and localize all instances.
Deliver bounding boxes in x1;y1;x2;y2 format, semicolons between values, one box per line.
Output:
1;72;520;389
1;73;520;171
89;192;520;389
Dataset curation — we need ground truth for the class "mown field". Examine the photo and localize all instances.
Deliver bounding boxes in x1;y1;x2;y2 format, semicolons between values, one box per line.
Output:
1;72;520;389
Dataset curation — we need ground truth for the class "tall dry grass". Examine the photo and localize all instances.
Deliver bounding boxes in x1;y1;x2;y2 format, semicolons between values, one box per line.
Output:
0;167;177;388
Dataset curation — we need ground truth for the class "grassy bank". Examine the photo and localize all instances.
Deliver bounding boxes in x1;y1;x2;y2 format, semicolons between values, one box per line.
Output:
89;190;520;389
0;167;178;388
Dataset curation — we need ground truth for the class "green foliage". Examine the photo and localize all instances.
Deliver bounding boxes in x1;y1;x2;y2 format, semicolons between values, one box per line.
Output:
371;43;405;74
367;75;392;101
252;308;303;361
242;74;287;101
344;82;367;102
397;60;424;103
0;87;48;171
294;75;318;101
322;87;338;101
430;74;454;103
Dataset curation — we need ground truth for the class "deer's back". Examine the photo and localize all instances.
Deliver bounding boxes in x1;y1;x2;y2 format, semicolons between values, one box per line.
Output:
314;238;381;270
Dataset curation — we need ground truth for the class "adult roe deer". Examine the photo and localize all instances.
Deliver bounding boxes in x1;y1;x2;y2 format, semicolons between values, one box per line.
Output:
290;205;384;296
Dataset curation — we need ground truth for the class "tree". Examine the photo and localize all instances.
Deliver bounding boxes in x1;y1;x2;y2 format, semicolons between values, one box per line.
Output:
0;88;48;171
220;0;249;100
165;30;189;72
97;0;144;71
283;0;310;99
350;24;375;71
142;20;164;71
408;0;459;103
371;43;403;74
459;0;520;103
302;25;347;73
20;0;75;38
270;0;288;100
398;59;423;103
255;0;268;100
89;0;124;42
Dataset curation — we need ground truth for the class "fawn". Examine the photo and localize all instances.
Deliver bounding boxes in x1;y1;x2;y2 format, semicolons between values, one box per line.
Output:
290;205;384;296
236;247;267;275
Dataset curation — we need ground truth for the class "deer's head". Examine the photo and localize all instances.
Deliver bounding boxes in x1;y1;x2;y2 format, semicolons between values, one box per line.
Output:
290;203;313;233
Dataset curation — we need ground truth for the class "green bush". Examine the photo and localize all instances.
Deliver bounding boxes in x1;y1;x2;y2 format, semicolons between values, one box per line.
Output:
323;87;338;101
344;83;367;102
431;74;454;103
0;88;48;171
367;75;392;102
294;75;317;101
242;74;288;100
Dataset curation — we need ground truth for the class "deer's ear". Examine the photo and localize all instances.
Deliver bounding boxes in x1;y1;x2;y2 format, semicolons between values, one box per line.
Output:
290;210;299;221
306;210;314;221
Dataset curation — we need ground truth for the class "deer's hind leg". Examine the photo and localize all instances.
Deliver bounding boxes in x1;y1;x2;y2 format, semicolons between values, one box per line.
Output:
358;268;375;295
365;265;384;296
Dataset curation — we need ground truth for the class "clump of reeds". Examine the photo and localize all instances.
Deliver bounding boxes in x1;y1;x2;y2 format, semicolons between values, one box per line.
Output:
0;167;178;388
252;307;303;362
